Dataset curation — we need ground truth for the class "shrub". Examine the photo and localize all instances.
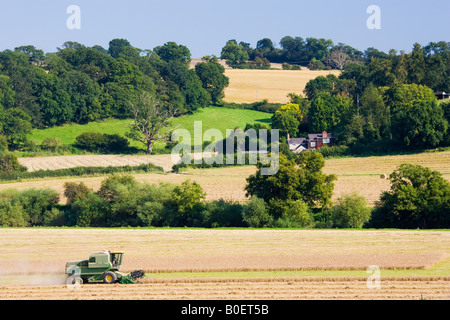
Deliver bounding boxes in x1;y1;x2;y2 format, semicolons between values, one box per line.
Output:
274;199;314;228
74;132;129;153
308;58;325;70
317;145;350;158
169;179;206;227
103;134;130;153
41;138;61;151
67;192;109;227
0;188;60;227
331;192;371;228
64;182;92;205
282;63;301;70
15;188;60;226
203;199;245;228
137;201;165;226
242;196;273;228
74;132;104;152
41;207;65;227
0;152;27;173
0;135;8;152
0;201;29;227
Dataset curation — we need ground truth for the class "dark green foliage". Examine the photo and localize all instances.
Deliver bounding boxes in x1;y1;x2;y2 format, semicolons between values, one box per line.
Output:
273;199;314;228
0;188;62;227
220;40;250;66
154;42;191;65
67;191;109;227
195;57;229;105
0;163;162;181
0;152;27;173
108;39;131;58
64;182;92;205
370;164;450;229
75;132;129;153
242;196;273;228
0;108;32;150
160;60;210;112
245;152;336;218
0;39;231;147
14;188;60;226
441;100;450;146
308;92;353;133
308;58;326;70
220;100;282;114
203;199;245;228
271;109;300;138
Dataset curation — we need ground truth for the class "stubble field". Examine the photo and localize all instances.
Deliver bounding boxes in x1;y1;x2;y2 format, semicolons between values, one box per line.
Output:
9;150;450;206
0;228;448;300
223;69;341;104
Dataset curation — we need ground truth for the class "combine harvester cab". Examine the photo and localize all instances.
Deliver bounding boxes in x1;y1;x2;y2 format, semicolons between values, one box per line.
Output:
65;250;144;284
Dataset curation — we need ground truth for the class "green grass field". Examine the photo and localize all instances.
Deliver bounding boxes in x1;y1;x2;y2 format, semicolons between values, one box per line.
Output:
28;107;272;151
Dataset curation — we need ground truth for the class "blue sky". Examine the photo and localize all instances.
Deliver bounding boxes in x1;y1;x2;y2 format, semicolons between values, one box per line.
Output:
0;0;448;57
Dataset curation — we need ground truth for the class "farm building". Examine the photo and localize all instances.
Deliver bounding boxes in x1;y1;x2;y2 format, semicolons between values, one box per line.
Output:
287;131;335;153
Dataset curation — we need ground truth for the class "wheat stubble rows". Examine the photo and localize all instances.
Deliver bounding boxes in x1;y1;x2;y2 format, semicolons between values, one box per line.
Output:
0;229;448;300
1;279;448;300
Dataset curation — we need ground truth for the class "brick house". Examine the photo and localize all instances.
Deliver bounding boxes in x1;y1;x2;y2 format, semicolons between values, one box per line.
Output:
287;131;335;153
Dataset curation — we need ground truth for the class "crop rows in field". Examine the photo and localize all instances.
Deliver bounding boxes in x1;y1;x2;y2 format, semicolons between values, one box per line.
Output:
0;278;448;300
0;229;448;300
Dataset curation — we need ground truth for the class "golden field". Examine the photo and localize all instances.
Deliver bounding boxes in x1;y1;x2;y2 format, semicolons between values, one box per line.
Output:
223;69;341;104
9;150;450;206
0;228;448;300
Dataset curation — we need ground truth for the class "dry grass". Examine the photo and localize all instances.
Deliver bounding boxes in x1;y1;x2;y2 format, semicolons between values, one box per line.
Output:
324;151;450;205
0;279;448;300
18;154;179;173
9;150;450;206
0;228;448;300
0;229;447;274
223;69;341;104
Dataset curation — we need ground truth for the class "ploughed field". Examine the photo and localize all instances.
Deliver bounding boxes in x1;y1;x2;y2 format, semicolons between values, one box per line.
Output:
0;229;448;300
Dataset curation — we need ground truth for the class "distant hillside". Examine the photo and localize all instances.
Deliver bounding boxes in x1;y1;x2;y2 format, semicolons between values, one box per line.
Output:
190;58;341;104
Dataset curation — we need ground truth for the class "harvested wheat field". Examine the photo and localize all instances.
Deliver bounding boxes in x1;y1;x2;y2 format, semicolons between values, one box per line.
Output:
0;229;448;300
9;150;450;206
223;69;341;104
0;279;449;300
18;154;180;173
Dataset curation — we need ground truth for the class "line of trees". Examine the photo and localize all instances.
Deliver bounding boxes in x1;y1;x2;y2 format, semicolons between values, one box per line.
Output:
221;36;450;89
0;40;229;151
1;154;448;229
268;42;450;153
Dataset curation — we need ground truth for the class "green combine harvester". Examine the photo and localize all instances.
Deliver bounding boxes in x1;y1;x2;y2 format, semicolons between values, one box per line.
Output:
65;250;145;284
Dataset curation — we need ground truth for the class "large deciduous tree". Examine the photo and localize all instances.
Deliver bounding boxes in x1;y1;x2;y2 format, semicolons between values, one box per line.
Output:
126;91;179;154
195;56;229;105
245;152;336;218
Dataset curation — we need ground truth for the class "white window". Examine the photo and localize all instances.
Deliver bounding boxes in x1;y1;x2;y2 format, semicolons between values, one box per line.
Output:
323;138;330;144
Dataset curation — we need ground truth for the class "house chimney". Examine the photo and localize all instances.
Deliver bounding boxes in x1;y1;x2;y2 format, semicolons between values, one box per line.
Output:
287;133;290;141
322;131;327;138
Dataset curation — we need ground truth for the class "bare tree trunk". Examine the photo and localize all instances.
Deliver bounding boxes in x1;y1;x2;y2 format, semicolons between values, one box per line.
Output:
147;141;153;154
